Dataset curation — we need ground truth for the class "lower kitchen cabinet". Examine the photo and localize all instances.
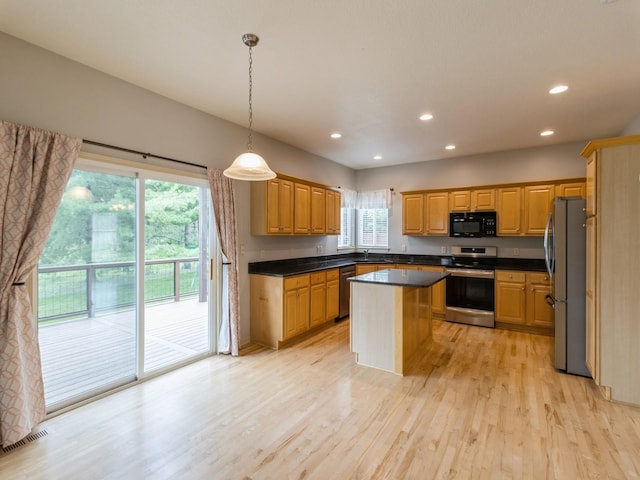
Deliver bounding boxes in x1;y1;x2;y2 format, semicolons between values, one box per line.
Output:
250;269;339;349
309;269;340;327
325;269;340;321
309;271;327;328
355;263;396;275
495;270;553;334
283;275;310;339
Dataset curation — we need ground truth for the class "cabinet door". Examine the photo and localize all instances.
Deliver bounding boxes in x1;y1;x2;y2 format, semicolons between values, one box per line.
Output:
296;286;310;334
586;152;597;216
310;282;327;327
526;273;553;328
402;194;425;235
294;183;311;234
472;188;496;211
585;215;598;382
326;279;340;321
523;184;555;235
355;264;377;275
283;288;300;339
449;190;471;211
311;187;326;234
556;182;585;199
325;190;341;234
497;187;522;235
425;192;449;235
495;271;526;324
265;178;294;234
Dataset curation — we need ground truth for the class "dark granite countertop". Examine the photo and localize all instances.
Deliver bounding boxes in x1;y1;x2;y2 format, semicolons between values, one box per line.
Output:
347;268;449;288
248;253;546;277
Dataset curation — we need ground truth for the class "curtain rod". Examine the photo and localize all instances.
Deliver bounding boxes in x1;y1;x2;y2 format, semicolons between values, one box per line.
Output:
82;139;205;169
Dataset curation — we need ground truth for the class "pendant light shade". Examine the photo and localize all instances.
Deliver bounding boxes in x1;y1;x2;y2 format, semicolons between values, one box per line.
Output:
224;152;276;181
224;33;276;181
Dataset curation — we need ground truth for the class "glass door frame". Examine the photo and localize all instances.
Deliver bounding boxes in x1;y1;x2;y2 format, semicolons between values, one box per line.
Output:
33;152;221;410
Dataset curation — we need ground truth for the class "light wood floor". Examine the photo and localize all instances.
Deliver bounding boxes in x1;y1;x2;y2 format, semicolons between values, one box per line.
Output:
2;319;639;479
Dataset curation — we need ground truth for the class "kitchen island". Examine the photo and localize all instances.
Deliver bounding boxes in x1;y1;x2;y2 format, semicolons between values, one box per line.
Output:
348;268;448;375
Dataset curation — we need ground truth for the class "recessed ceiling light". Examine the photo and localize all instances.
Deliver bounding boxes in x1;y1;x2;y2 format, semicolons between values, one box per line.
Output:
540;130;555;136
445;145;456;150
549;85;569;95
419;113;434;121
330;132;342;139
373;155;383;160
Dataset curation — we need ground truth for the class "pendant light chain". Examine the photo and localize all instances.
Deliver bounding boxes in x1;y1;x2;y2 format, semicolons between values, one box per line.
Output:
247;44;254;152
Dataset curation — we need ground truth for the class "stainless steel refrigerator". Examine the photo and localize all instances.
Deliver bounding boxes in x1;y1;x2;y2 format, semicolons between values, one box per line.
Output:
544;197;591;377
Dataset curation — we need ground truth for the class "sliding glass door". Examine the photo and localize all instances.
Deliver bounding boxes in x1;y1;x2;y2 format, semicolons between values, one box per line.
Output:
37;159;217;411
141;177;212;373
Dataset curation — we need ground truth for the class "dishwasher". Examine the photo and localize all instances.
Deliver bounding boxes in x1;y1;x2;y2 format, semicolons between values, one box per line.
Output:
338;265;356;319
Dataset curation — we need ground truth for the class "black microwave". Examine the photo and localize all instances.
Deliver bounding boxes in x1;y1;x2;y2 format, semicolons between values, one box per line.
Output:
449;211;497;237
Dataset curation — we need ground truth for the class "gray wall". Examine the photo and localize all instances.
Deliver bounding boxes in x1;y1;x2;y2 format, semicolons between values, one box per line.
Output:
621;112;640;136
0;32;355;346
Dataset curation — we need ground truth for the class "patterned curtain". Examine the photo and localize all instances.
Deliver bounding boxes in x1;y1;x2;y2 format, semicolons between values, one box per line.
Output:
0;121;81;447
207;169;240;356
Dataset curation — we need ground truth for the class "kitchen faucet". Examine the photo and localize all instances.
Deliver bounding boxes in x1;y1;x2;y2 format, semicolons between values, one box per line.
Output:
363;249;369;260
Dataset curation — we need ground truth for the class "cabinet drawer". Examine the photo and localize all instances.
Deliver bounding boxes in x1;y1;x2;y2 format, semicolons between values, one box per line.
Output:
326;268;339;281
528;272;551;284
496;270;526;282
310;271;326;285
284;274;310;290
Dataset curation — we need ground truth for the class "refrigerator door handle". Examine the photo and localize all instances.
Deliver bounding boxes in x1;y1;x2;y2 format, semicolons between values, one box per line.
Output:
545;293;566;307
543;213;554;279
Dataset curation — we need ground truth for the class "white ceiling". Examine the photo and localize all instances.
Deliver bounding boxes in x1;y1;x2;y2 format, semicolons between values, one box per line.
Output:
1;0;639;170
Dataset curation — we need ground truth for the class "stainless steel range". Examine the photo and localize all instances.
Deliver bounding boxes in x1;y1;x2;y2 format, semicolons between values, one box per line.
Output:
445;246;496;328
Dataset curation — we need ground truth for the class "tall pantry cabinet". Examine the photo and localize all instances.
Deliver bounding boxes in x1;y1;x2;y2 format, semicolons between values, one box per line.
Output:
581;134;640;406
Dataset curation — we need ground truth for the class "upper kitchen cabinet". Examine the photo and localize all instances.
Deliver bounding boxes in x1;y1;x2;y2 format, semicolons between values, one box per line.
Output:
310;187;326;234
586;153;597;216
251;177;294;235
402;193;425;235
580;134;640;407
523;184;555;235
497;184;554;236
556;181;586;199
252;174;339;236
294;183;312;234
325;190;341;235
449;188;496;212
401;178;584;237
425;192;449;235
496;187;522;235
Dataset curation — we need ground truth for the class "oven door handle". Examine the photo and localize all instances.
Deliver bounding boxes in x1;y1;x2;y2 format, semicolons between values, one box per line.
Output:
446;269;495;279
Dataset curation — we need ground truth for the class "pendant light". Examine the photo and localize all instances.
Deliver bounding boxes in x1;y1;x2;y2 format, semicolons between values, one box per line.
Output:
224;33;276;181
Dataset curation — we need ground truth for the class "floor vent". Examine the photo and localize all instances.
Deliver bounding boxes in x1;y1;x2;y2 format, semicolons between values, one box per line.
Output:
2;429;49;453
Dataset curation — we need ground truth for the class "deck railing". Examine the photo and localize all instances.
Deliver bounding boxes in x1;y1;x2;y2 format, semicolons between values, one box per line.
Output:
37;258;203;323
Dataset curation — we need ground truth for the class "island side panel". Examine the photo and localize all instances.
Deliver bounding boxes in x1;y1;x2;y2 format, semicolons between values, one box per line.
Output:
250;274;284;348
350;282;402;374
401;286;433;373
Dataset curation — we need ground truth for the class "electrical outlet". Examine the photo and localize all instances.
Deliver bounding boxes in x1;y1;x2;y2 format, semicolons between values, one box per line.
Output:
260;249;265;259
289;248;294;257
513;248;520;256
401;244;407;252
441;246;447;254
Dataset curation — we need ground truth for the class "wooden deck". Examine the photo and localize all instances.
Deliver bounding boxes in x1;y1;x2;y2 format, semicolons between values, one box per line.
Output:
38;297;209;407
